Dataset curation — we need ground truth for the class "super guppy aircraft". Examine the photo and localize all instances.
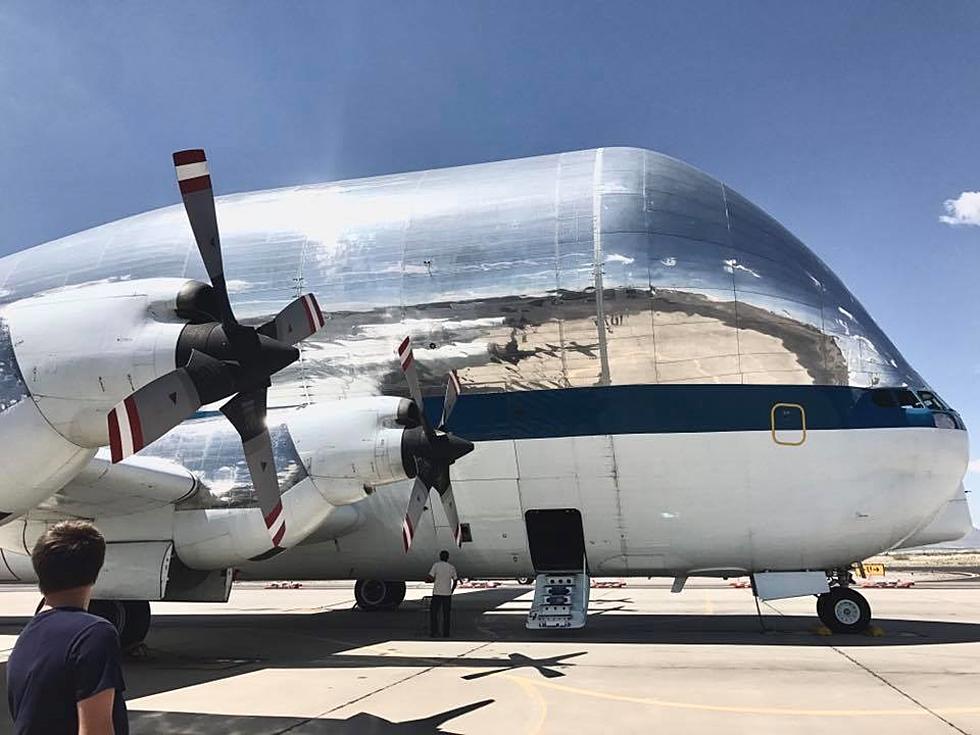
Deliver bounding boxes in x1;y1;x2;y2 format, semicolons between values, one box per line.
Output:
0;147;971;646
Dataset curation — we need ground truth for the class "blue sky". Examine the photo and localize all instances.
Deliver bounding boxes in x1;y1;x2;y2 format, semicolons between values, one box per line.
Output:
2;2;979;518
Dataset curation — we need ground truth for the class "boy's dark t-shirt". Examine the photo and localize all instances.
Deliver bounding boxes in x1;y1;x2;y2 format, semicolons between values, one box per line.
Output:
7;607;128;735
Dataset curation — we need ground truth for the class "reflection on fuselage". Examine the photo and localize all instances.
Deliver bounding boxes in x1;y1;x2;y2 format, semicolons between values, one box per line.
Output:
0;147;931;509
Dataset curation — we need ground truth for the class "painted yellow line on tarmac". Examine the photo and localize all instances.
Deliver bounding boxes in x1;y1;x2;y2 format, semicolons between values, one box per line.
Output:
509;674;549;734
702;592;714;615
503;675;980;717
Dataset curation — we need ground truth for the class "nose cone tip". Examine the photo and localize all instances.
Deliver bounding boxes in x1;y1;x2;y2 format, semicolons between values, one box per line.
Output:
448;433;475;461
258;335;300;373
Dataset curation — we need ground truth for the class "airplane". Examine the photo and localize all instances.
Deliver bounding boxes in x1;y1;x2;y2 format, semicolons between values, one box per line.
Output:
0;146;971;648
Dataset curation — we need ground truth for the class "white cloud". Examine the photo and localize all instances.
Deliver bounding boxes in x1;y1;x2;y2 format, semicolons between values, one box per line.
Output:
939;191;980;226
968;458;980;474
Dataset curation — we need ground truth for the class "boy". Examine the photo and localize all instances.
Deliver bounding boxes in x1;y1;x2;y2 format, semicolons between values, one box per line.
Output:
7;521;128;734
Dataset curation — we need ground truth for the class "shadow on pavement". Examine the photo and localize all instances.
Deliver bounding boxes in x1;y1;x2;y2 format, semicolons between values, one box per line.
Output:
128;699;494;735
1;585;979;734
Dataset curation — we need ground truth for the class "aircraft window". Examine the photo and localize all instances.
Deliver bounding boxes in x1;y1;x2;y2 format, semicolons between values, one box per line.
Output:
892;389;923;408
459;523;473;543
915;390;946;410
870;389;898;408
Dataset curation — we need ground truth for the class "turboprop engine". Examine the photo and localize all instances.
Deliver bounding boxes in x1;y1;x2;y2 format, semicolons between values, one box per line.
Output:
0;149;325;528
172;396;424;569
2;277;213;448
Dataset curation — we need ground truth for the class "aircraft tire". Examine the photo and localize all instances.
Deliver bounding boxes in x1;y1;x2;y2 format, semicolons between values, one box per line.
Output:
816;587;871;633
88;599;151;650
383;580;406;608
354;579;404;611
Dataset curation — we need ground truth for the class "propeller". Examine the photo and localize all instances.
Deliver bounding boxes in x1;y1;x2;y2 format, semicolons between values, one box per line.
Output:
107;149;326;554
396;337;474;552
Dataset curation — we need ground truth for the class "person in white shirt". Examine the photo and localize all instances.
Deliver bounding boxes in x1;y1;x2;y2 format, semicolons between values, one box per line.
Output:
426;550;458;637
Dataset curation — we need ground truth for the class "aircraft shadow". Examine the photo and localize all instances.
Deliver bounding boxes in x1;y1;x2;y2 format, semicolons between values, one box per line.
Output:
1;587;978;733
128;699;494;735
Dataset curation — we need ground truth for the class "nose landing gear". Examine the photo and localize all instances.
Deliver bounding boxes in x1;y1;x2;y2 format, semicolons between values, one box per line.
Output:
816;569;871;633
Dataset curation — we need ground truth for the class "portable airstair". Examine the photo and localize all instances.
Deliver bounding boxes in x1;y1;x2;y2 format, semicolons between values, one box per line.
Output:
525;562;590;630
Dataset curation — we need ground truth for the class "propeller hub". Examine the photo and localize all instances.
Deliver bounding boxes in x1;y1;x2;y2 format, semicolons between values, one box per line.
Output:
400;426;474;476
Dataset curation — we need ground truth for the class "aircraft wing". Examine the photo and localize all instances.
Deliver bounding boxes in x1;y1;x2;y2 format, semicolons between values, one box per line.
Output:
34;450;199;519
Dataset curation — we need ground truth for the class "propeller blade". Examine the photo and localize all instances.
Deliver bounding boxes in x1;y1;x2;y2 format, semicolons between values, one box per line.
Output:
402;476;430;553
108;369;200;463
173;149;237;330
220;388;286;548
396;336;433;437
439;370;461;430
437;481;463;548
257;294;326;346
108;350;236;463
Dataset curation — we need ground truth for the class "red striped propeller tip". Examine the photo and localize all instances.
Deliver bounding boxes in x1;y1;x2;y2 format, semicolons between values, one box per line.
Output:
173;149;207;165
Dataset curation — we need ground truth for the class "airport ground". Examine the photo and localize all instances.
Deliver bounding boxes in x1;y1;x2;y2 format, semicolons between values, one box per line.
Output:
0;570;979;735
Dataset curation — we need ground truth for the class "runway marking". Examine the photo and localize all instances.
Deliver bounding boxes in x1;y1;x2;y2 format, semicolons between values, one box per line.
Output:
702;591;714;615
503;675;980;717
509;674;549;734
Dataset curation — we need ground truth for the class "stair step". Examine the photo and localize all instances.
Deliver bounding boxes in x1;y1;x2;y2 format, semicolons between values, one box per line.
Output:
526;568;590;630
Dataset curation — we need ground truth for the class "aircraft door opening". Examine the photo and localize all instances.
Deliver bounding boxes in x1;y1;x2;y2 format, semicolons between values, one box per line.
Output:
524;509;586;571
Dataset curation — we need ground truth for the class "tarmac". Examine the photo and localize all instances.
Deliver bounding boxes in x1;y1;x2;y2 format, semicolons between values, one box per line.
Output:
0;576;979;734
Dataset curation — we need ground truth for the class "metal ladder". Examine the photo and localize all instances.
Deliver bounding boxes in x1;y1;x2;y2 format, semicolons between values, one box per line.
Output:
525;560;590;630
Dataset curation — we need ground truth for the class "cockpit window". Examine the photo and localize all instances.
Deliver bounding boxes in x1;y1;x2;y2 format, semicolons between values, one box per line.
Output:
914;390;947;410
870;388;922;408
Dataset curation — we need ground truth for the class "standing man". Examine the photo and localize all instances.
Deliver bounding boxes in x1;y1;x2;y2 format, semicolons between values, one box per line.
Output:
7;521;129;735
426;550;458;637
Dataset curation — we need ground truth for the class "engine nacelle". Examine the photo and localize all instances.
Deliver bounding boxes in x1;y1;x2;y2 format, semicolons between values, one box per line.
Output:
286;396;415;505
2;278;197;448
169;397;415;569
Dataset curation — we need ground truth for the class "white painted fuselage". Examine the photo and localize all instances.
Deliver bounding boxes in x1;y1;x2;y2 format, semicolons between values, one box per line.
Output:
240;424;968;581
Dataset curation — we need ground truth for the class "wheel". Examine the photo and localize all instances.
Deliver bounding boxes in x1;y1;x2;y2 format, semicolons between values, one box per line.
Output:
120;601;151;650
354;579;403;611
88;600;151;650
383;580;406;608
88;599;126;633
516;577;535;585
816;587;871;633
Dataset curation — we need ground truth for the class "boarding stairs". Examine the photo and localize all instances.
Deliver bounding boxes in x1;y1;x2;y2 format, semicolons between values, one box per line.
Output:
525;560;590;630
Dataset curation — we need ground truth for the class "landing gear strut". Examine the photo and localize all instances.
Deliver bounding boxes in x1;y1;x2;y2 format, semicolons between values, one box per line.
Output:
88;600;151;651
816;569;871;633
354;580;406;611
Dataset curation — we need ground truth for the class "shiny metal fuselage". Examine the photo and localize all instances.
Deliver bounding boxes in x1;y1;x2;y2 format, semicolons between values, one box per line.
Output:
0;147;967;579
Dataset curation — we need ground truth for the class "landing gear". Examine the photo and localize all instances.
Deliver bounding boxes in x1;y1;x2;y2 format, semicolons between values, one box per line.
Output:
354;580;406;611
816;586;871;633
88;600;151;650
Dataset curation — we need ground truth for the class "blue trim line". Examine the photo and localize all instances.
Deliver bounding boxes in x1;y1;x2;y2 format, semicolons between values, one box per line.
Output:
192;384;948;442
425;384;941;442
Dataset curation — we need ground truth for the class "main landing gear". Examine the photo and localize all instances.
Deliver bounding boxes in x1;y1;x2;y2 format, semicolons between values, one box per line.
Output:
816;569;871;633
88;600;152;651
354;579;406;611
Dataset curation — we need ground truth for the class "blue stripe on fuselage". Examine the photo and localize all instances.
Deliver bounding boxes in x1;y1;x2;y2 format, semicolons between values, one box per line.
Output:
191;384;947;441
423;384;941;442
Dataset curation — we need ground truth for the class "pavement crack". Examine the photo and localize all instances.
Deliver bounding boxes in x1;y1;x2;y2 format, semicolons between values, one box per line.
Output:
830;646;969;734
272;639;497;734
763;600;969;734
